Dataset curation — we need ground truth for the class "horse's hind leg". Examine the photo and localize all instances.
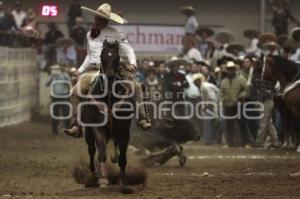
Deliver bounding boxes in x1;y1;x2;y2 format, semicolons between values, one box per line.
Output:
93;127;109;188
84;127;98;188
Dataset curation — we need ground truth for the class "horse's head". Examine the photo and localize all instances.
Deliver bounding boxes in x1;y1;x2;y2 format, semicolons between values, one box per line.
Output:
101;39;120;77
253;54;277;85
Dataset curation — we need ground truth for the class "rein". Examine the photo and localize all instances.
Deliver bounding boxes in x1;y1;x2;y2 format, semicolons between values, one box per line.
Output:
260;56;300;97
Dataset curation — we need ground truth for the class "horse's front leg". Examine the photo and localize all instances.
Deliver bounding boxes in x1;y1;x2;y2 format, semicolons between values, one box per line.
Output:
93;127;109;188
117;128;134;194
84;127;98;187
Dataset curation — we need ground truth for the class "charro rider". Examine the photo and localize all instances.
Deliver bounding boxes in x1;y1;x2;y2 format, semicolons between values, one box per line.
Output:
64;3;152;138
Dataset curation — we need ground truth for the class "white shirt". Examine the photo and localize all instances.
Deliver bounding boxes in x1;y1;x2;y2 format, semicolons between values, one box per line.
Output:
200;82;220;102
11;10;26;29
246;38;260;55
289;48;300;64
78;26;137;73
185;16;198;34
184;73;200;98
184;48;203;63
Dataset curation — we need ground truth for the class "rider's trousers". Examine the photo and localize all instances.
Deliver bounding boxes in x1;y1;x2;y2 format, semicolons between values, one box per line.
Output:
69;70;147;127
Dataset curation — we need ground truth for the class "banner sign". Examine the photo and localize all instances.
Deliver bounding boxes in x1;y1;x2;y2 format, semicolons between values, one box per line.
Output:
114;25;185;53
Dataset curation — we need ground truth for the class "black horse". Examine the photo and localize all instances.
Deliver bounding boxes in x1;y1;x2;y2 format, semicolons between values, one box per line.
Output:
82;40;134;193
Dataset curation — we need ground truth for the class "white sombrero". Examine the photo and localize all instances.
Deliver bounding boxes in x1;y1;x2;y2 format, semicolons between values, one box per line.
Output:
192;73;206;82
81;3;125;24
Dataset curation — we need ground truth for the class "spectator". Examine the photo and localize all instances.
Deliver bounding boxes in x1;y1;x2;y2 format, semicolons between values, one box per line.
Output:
157;63;167;82
288;27;300;64
244;29;261;56
46;65;71;135
271;0;300;36
262;41;280;56
165;57;189;117
55;38;77;67
196;27;215;57
225;43;246;60
70;17;86;47
183;63;201;138
182;35;203;63
180;6;198;36
22;9;40;38
240;57;258;141
145;68;164;127
44;22;64;46
193;73;220;144
11;1;26;30
0;8;18;31
67;0;82;34
200;63;217;85
220;61;250;147
213;67;222;88
205;40;218;67
215;31;234;59
255;76;280;148
0;1;4;18
44;23;64;69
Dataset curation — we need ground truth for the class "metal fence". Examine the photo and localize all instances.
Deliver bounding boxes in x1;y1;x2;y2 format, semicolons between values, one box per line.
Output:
0;47;37;127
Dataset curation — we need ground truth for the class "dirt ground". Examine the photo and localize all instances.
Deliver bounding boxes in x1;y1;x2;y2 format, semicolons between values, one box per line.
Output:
0;122;300;199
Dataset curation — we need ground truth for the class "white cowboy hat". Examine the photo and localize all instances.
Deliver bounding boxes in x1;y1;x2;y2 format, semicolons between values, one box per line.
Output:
180;6;196;14
226;61;237;68
192;73;206;82
81;3;125;24
165;56;188;67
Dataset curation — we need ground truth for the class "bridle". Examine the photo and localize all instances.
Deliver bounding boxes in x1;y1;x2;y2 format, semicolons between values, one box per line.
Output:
256;55;278;97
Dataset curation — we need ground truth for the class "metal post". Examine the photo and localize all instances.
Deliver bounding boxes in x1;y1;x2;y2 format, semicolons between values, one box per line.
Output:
260;0;266;32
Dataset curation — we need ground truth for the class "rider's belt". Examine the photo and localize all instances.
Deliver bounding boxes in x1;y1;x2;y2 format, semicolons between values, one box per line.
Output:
90;63;101;68
89;63;102;72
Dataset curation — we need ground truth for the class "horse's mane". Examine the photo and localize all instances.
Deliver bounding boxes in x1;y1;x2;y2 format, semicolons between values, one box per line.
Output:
270;55;300;81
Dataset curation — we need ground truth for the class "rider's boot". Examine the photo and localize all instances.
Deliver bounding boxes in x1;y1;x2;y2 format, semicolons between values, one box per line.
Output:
64;90;83;138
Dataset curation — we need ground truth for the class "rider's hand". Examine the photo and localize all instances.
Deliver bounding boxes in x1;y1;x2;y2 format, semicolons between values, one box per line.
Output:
127;64;137;73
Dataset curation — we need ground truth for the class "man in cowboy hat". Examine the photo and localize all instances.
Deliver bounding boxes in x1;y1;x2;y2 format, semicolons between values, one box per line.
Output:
259;33;280;56
46;65;71;135
244;29;261;56
193;73;220;143
271;0;300;36
289;27;300;63
262;41;280;56
196;26;214;56
181;6;199;36
215;30;234;59
220;61;250;147
182;35;203;63
55;38;77;67
64;3;151;137
225;43;246;60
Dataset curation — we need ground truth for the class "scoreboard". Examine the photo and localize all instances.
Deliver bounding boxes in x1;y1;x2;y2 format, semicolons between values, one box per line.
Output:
41;4;59;17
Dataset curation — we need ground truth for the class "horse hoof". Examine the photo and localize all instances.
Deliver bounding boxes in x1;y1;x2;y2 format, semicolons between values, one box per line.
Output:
111;153;119;163
99;178;109;188
85;173;99;188
297;146;300;153
120;186;134;194
282;142;288;148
